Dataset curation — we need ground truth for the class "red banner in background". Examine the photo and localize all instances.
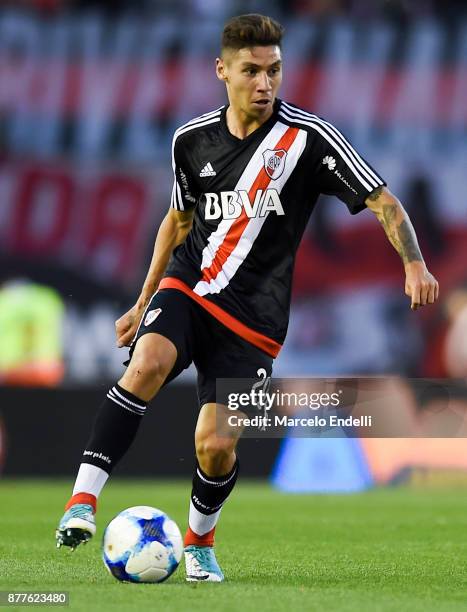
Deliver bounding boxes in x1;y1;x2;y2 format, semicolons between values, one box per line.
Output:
0;58;465;124
1;158;466;295
0;162;168;287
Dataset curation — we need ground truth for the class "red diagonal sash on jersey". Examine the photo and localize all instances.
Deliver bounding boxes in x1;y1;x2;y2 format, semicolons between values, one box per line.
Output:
200;126;300;283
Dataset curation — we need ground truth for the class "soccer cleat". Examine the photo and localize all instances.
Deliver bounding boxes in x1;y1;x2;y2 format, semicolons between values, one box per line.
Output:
184;545;224;582
55;504;96;551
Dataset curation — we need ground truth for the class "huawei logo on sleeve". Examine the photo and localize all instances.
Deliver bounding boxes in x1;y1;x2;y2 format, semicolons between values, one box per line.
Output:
322;155;336;170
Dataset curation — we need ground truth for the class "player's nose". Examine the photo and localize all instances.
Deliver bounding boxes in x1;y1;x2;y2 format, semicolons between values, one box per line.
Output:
256;72;272;92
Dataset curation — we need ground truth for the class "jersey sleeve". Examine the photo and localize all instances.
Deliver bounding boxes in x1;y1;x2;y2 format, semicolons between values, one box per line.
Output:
170;133;199;212
311;119;386;214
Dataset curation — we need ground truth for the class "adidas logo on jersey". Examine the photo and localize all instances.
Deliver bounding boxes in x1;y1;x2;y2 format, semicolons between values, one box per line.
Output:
199;162;216;177
204;190;284;220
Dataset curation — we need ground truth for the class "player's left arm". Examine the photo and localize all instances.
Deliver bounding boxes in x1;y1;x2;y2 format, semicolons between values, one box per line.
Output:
365;186;439;310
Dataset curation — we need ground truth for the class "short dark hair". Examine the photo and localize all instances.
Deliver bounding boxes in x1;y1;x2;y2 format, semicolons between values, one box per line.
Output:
221;14;284;52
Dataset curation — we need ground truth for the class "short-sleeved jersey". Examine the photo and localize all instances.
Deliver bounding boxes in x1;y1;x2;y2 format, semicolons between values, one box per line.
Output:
159;99;386;358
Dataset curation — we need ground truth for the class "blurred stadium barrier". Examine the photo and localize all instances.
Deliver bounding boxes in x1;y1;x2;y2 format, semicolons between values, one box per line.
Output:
1;5;466;483
0;385;281;477
1;9;465;381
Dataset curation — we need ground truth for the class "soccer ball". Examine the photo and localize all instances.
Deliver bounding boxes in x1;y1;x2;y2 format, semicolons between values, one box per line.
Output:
102;506;183;583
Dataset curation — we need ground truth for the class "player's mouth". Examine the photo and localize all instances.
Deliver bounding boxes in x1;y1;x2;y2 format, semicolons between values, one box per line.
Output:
251;98;271;108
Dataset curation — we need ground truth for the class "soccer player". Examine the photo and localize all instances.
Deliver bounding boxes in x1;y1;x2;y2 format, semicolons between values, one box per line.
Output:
56;14;439;581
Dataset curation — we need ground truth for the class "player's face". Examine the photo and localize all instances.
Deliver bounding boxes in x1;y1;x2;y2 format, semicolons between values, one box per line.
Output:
217;46;282;119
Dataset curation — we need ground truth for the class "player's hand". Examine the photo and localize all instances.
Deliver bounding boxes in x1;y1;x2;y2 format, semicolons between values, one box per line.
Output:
115;303;146;347
404;261;439;310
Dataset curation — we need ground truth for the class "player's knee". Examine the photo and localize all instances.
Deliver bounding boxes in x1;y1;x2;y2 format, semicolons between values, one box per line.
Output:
195;433;236;462
127;353;168;385
127;337;175;385
119;335;177;402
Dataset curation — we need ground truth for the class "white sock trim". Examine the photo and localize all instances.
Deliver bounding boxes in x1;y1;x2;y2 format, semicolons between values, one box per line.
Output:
72;463;109;498
196;466;237;487
107;392;145;416
188;500;222;536
110;386;146;410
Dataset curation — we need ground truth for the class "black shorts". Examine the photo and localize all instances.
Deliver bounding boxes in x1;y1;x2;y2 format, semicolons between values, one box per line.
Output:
128;289;273;408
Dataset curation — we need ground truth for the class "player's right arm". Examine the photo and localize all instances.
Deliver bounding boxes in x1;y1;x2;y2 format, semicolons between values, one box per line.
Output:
116;129;200;347
115;207;194;347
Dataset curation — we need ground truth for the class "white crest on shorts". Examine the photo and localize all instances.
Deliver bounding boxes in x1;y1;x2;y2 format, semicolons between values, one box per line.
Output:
144;308;162;326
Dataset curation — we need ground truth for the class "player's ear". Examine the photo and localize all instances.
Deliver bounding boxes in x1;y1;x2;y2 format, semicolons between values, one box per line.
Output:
216;57;228;82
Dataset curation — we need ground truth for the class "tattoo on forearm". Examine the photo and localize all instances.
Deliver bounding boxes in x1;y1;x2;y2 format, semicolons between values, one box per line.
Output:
397;220;423;264
367;186;384;201
376;203;423;265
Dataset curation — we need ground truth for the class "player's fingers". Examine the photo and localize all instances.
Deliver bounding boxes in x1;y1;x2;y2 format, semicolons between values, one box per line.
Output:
117;330;134;348
405;282;412;297
117;324;136;346
115;322;123;336
419;282;429;306
427;282;436;304
116;314;132;334
435;280;440;301
410;284;421;310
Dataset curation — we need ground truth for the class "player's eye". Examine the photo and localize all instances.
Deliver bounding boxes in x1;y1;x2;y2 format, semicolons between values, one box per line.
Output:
244;68;257;76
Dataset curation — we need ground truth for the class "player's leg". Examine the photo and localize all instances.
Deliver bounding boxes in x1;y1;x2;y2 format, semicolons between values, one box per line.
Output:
56;333;177;549
184;402;241;582
184;315;273;581
57;290;194;550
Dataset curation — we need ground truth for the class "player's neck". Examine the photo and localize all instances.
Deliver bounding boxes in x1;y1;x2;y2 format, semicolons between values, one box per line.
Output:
225;104;273;140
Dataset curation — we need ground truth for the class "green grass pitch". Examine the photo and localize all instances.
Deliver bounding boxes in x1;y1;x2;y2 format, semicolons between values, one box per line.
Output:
1;479;467;611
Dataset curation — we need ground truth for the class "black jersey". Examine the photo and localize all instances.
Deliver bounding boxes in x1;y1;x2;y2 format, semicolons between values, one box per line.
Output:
160;99;386;357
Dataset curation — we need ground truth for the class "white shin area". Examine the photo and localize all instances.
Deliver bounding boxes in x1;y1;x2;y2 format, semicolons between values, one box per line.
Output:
188;500;222;535
72;463;109;498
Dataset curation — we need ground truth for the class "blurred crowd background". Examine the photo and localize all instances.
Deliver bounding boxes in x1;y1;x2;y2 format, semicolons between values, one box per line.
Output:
1;0;467;21
1;0;466;386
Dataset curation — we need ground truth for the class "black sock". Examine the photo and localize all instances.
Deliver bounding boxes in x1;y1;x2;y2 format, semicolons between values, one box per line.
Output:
191;458;239;516
81;384;147;473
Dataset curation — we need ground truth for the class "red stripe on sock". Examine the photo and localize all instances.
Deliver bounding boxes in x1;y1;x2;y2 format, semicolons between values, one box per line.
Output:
184;526;215;547
65;493;97;513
